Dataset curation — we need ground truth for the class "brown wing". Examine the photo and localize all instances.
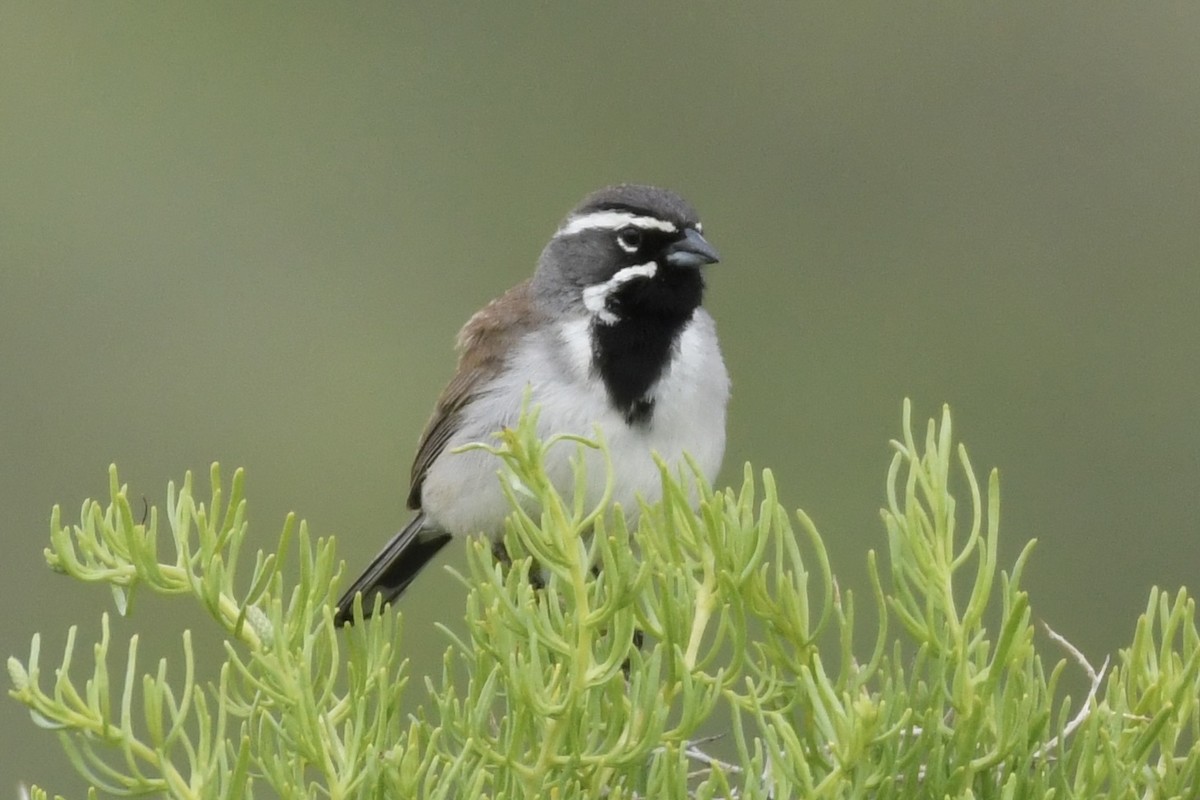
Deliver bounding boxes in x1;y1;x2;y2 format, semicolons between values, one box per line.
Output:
406;279;543;509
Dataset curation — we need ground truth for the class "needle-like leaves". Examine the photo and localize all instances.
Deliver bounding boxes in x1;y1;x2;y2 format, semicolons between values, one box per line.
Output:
8;402;1199;798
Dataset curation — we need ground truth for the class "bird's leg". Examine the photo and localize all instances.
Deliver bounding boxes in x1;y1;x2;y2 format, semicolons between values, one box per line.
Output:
492;536;546;589
490;537;512;568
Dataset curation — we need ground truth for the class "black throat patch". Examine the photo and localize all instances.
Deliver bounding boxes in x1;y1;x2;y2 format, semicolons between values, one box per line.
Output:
590;267;704;426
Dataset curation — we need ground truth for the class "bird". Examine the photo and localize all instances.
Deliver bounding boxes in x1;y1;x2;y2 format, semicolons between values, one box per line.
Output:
334;184;729;625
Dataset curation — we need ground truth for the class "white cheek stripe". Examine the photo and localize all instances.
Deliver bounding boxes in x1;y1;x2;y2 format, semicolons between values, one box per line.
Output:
582;262;657;324
556;211;678;237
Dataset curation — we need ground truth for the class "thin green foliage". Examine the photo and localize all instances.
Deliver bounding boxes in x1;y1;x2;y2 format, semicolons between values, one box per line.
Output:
8;402;1199;798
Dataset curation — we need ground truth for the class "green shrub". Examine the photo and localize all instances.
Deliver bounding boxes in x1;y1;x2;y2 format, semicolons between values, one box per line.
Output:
10;402;1199;798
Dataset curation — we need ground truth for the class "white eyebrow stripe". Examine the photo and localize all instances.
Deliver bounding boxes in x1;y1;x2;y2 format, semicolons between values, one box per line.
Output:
556;211;678;237
581;262;658;324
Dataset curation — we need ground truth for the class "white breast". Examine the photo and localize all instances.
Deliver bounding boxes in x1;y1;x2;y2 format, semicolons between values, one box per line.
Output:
419;311;730;537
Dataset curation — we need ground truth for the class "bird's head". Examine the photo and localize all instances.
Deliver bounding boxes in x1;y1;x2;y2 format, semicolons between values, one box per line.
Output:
534;184;720;323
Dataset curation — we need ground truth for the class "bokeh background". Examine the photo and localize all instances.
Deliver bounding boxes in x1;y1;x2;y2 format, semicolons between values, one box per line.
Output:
2;3;1198;793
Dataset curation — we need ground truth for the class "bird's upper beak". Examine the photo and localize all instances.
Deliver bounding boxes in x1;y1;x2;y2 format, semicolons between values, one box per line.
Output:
664;228;721;268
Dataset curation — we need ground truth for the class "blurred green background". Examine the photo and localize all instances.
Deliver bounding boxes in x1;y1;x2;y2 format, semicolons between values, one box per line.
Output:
2;3;1198;793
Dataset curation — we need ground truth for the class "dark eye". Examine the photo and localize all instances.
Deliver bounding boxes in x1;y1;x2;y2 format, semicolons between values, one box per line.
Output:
616;226;642;252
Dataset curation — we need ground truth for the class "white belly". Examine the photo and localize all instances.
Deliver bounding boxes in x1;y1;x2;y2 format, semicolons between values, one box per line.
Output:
420;311;730;537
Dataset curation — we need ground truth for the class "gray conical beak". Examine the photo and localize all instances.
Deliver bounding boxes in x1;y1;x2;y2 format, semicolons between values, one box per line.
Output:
664;228;721;268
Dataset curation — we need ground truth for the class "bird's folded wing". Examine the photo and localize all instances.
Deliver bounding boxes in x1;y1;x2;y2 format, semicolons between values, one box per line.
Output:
406;278;544;509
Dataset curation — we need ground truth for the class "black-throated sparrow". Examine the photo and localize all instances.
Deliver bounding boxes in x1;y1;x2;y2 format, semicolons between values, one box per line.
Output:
334;185;729;625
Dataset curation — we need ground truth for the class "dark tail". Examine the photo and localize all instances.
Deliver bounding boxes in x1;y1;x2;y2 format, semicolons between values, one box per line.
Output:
334;513;453;626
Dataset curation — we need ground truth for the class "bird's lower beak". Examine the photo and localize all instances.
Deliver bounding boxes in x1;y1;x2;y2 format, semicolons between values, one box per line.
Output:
664;228;721;268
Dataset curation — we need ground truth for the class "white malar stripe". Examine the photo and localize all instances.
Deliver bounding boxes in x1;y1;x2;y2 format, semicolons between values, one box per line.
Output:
556;211;678;237
581;262;658;324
